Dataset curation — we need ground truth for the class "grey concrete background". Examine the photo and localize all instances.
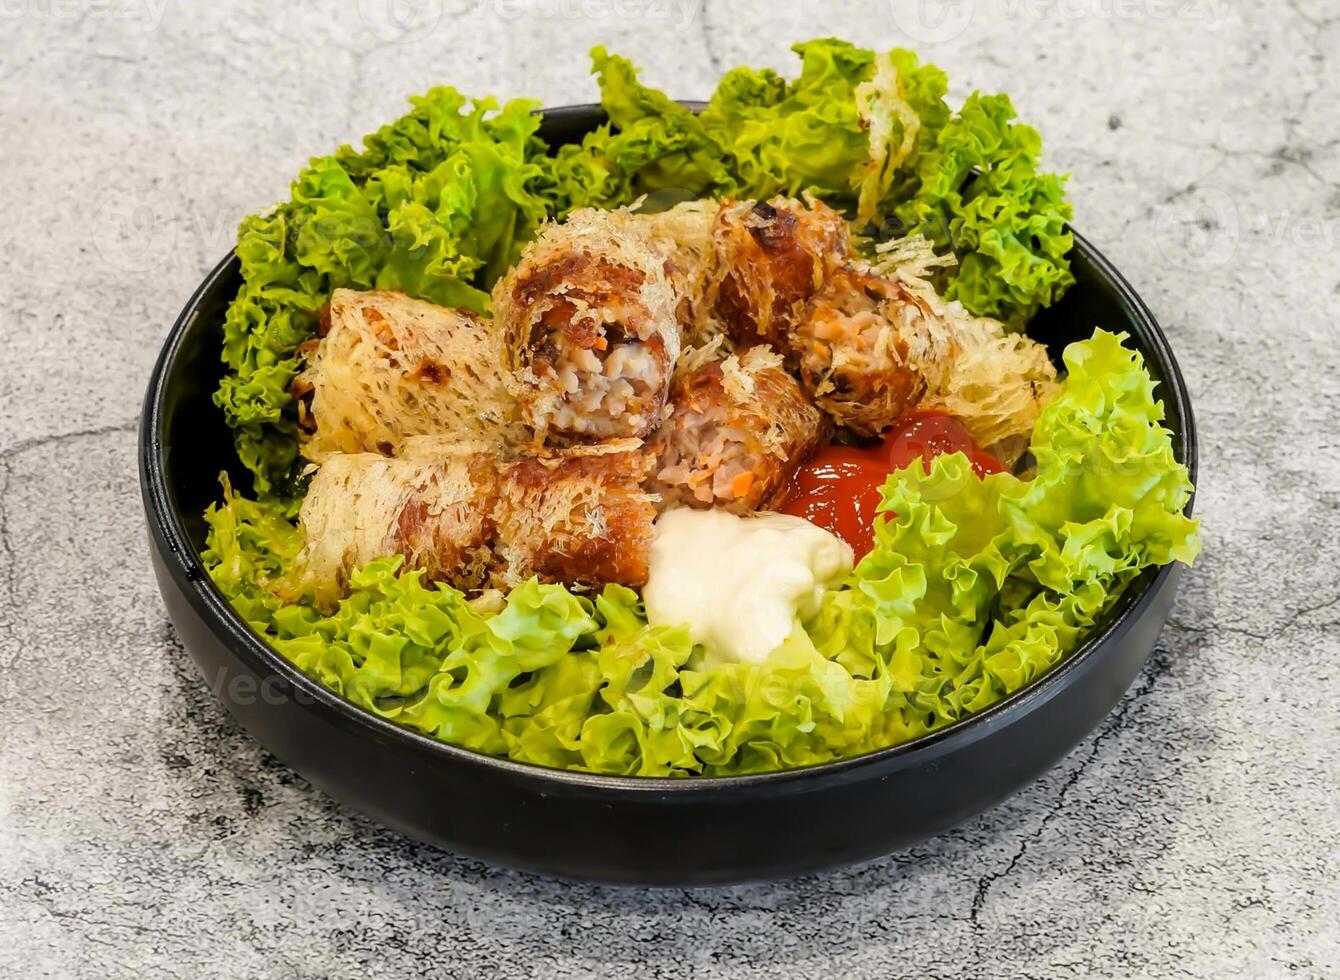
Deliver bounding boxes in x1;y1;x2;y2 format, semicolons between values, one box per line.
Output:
2;1;1337;977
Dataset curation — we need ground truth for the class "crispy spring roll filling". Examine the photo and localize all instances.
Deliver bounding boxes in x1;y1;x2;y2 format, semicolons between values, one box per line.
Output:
293;289;517;461
494;208;681;442
792;267;930;436
650;347;829;513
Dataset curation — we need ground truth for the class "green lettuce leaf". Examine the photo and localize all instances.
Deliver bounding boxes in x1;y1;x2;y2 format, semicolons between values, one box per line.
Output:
214;88;554;497
540;40;1067;331
894;92;1074;328
806;329;1198;730
200;475;303;624
540;47;739;211
700;40;949;211
542;39;950;214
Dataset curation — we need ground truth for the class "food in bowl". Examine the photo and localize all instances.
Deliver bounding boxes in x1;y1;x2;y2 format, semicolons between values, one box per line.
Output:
202;40;1200;777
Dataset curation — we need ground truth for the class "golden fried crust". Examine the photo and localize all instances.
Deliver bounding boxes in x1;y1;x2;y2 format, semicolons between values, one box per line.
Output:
294;449;500;607
626;200;719;343
711;197;851;351
294;289;518;462
390;453;499;590
493;445;658;590
294;442;658;600
745;363;832;508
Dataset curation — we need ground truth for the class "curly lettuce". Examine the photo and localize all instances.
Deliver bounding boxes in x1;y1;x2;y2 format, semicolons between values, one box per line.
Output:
201;43;1158;775
894;92;1074;328
541;40;946;213
203;331;1199;776
214;89;552;497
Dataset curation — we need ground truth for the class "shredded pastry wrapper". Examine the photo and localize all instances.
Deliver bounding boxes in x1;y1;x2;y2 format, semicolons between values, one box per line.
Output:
873;236;1059;451
295;289;519;462
293;438;657;606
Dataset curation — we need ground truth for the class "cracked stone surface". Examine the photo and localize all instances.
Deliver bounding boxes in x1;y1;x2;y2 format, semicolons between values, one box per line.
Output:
2;1;1338;977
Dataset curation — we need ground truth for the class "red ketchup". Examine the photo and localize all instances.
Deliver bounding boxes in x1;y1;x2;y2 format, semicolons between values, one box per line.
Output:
780;411;1006;559
885;412;1008;479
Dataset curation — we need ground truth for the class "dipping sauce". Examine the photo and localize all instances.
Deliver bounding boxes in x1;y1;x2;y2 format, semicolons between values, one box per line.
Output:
780;411;1005;558
778;444;889;560
885;412;1007;479
643;508;853;665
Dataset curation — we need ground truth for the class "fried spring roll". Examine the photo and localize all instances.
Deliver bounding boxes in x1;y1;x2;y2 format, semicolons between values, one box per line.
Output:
911;313;1055;453
649;348;829;513
293;289;517;462
493;208;681;442
820;238;1059;447
791;267;931;436
712;203;1055;441
492;442;658;589
293;441;657;602
711;197;851;350
295;446;500;605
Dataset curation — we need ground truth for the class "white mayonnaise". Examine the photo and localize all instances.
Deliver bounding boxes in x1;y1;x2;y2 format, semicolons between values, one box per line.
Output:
643;508;854;665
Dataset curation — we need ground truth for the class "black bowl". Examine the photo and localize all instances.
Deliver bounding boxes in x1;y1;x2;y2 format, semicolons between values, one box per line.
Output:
140;104;1197;885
